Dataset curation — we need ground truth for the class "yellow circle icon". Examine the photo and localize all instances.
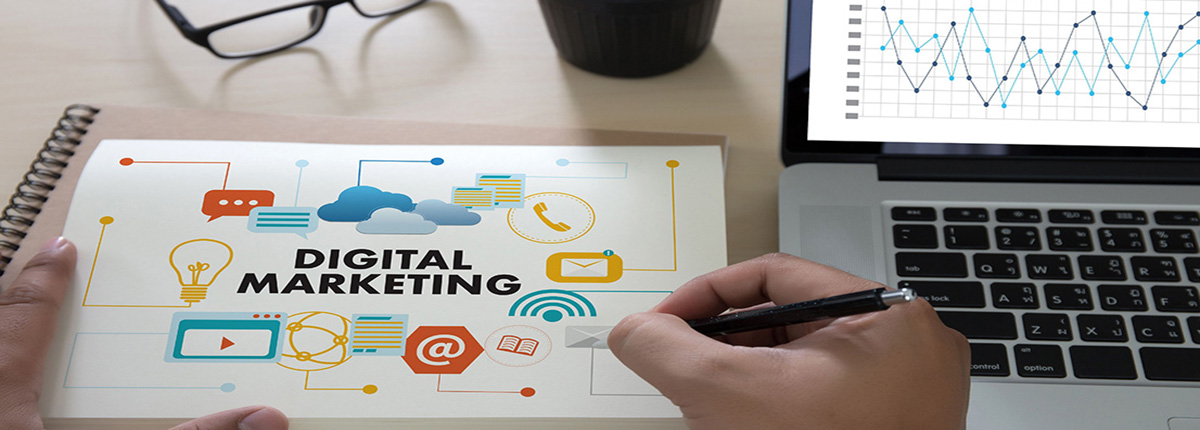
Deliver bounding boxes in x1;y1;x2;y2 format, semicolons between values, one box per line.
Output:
276;311;353;372
507;192;595;244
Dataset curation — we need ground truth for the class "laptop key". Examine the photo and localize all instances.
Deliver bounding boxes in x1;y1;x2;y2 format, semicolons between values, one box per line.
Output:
944;208;988;222
973;254;1020;279
944;225;989;249
1098;228;1146;252
1077;255;1125;281
1044;284;1093;310
1101;210;1148;225
899;281;985;308
1131;256;1181;282
1140;347;1200;381
1154;211;1200;226
1047;227;1093;251
892;207;937;221
1189;317;1200;344
1133;316;1185;344
1023;313;1073;341
895;253;968;278
1151;229;1199;254
969;343;1010;376
1097;285;1149;311
1049;210;1095;224
893;225;938;249
1070;346;1137;380
996;226;1041;250
1014;344;1067;378
936;311;1018;339
996;209;1041;223
1151;286;1200;312
1185;258;1200;282
1077;315;1128;342
1026;255;1073;280
991;283;1039;309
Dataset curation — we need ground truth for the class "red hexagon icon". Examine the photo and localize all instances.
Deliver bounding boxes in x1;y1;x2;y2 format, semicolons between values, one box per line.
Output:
403;326;483;375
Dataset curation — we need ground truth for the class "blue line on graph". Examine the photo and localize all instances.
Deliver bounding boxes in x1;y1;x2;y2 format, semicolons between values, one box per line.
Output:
356;158;445;186
63;332;236;392
878;6;1200;110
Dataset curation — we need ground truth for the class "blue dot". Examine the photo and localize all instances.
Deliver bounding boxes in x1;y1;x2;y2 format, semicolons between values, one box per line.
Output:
1143;106;1149;110
1196;40;1200;45
983;102;990;107
1089;91;1095;96
966;75;972;81
933;61;939;66
1073;50;1078;55
969;7;975;12
542;310;564;323
1038;49;1044;54
220;383;236;393
1003;76;1008;81
556;158;570;166
897;60;903;65
1163;52;1169;57
1126;91;1132;96
949;76;955;81
881;6;886;11
1002;103;1007;108
603;249;614;256
430;157;444;165
1091;11;1096;15
933;34;939;39
915;48;921;53
881;45;887;51
1021;36;1026;41
914;88;920;93
986;48;991;53
1073;23;1079;28
1108;64;1114;69
899;20;905;25
1162;79;1167;84
1109;37;1114;42
1125;64;1131;69
1056;90;1061;95
295;160;309;168
1020;63;1026;68
1037;89;1044;94
951;21;957;26
1145;11;1150;17
1055;63;1061;68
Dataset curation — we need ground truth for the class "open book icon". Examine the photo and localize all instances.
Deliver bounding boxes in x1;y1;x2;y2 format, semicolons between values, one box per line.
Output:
496;335;539;356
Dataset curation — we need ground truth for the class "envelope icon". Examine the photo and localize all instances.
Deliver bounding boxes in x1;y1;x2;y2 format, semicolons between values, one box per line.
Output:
565;326;613;349
546;252;623;283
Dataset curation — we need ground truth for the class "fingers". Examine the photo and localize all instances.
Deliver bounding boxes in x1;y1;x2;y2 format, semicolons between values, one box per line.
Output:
0;237;76;430
169;406;288;430
654;253;885;320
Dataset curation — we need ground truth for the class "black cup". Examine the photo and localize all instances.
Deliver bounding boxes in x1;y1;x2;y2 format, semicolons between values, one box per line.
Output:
538;0;722;78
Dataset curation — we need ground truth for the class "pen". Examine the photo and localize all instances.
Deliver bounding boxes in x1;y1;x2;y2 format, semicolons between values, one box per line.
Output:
686;287;916;336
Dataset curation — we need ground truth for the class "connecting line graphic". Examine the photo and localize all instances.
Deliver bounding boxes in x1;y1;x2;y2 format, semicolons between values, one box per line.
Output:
625;161;679;272
355;158;444;186
81;216;191;309
63;332;234;392
435;374;536;397
879;7;1200;110
526;159;629;179
119;158;232;189
303;371;378;394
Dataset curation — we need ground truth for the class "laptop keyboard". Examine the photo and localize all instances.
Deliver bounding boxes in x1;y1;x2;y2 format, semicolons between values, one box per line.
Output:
885;204;1200;385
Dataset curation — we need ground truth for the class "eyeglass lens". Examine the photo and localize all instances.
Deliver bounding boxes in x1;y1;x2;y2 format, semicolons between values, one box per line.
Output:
207;6;326;57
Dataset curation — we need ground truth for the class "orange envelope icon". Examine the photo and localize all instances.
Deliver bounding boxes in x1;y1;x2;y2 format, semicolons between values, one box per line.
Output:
546;252;623;283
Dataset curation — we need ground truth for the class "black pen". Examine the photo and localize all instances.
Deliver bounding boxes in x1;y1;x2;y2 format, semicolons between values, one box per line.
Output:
686;287;916;336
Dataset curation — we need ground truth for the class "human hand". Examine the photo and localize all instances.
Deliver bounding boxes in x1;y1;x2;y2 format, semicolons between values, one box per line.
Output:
608;253;970;430
0;237;289;430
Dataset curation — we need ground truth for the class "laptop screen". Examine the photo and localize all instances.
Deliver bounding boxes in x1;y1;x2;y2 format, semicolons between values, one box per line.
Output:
783;0;1200;164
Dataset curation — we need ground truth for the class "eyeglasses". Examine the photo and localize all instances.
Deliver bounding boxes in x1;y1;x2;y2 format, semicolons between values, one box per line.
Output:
156;0;429;59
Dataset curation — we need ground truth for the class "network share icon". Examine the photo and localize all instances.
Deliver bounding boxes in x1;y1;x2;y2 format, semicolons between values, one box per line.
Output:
508;290;597;323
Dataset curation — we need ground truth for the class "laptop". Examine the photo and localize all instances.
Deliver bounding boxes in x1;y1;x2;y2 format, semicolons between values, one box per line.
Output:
780;1;1200;429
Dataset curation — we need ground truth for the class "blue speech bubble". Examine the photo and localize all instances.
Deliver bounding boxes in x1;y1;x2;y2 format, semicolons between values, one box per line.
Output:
247;207;319;238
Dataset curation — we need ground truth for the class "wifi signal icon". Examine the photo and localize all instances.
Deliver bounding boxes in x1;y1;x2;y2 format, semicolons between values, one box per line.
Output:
509;289;597;323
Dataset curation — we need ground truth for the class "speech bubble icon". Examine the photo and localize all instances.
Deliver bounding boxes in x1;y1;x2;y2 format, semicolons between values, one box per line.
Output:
247;207;319;238
202;190;276;222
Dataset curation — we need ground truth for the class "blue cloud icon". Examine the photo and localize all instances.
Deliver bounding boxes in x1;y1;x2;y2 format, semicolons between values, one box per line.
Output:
319;186;415;222
412;199;482;226
356;209;437;235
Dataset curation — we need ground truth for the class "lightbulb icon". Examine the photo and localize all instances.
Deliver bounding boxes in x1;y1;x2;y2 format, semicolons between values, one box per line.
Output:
169;239;234;303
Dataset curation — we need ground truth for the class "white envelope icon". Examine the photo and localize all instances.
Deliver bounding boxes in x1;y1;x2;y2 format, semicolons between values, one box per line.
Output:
565;326;613;349
563;259;608;278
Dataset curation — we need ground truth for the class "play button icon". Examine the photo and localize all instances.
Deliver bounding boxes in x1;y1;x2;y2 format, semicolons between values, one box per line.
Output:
180;329;273;357
220;337;235;350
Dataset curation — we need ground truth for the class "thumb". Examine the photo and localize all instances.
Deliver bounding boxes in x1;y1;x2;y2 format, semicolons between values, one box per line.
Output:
170;406;288;430
608;312;739;397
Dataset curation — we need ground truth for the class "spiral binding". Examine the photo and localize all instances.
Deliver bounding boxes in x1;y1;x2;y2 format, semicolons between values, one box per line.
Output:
0;104;99;277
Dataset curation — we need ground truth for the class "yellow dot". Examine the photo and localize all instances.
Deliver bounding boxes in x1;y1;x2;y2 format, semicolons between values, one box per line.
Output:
99;216;114;225
666;160;680;168
362;385;378;394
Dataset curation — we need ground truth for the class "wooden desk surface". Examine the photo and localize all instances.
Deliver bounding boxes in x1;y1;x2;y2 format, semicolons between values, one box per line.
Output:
0;1;785;428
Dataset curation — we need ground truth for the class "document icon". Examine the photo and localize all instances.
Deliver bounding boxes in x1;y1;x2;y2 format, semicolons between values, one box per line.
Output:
565;326;613;349
546;252;623;283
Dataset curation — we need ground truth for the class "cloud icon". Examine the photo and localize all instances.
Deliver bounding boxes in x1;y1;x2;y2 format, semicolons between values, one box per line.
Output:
412;199;482;226
319;186;416;222
356;209;437;235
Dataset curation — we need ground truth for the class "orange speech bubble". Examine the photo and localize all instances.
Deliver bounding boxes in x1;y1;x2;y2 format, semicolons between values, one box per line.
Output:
202;190;275;222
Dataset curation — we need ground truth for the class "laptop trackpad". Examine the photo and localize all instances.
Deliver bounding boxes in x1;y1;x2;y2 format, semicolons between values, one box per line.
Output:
794;205;878;282
1170;418;1200;429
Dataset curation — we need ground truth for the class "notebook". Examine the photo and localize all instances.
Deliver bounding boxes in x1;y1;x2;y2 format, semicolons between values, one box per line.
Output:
781;1;1200;429
0;105;728;428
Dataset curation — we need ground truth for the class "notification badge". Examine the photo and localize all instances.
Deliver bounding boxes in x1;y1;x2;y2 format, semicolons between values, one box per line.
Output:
403;326;482;375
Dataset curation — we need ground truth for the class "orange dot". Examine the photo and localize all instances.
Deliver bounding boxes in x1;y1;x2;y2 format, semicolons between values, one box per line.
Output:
363;385;378;394
253;314;259;318
119;158;134;166
274;314;281;318
99;216;114;225
520;387;535;397
666;160;680;168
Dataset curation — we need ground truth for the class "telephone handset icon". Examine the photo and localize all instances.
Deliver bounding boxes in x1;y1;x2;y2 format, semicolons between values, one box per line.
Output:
533;202;572;232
